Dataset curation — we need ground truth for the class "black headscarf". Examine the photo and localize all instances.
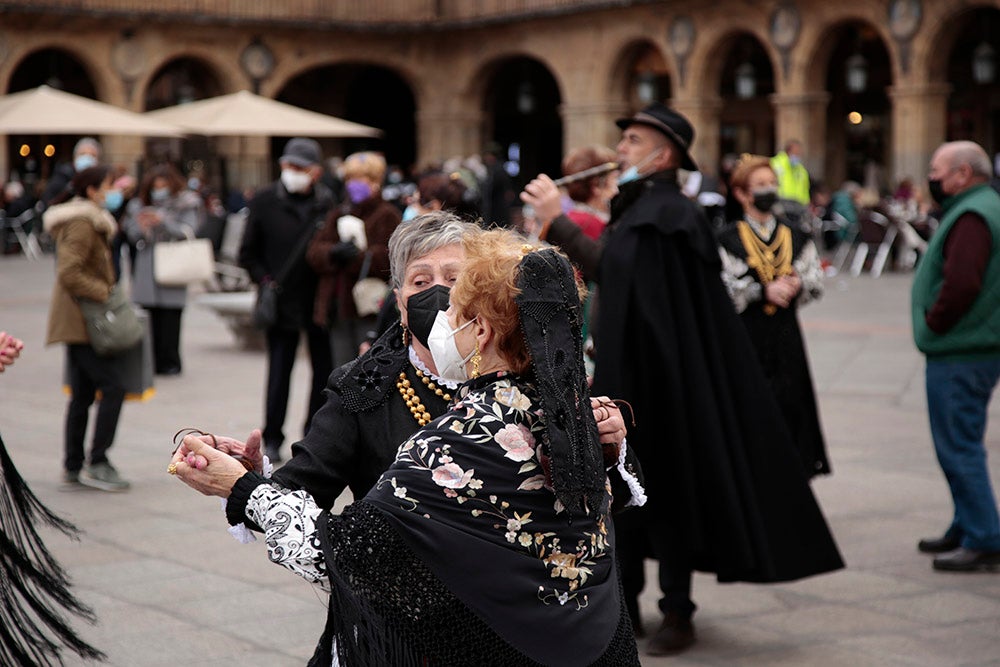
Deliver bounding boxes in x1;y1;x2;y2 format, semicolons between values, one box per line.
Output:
515;248;607;518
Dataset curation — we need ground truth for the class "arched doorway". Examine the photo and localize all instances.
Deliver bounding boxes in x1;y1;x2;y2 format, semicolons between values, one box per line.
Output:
943;7;1000;160
482;56;562;189
823;23;893;191
615;40;673;113
276;64;416;178
5;48;98;187
143;56;224;186
717;33;775;160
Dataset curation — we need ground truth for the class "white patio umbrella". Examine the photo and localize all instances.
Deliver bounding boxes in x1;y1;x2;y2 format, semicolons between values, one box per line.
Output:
0;85;182;136
144;90;381;137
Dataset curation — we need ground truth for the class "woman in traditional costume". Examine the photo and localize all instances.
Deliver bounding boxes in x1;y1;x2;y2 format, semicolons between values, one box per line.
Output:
716;155;830;477
172;230;641;666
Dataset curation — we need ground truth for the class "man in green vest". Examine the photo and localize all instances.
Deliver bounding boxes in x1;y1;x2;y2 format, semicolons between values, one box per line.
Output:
911;140;1000;572
771;140;811;206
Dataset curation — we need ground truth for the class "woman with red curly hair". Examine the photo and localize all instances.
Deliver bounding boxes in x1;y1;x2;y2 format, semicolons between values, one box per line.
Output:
172;229;642;666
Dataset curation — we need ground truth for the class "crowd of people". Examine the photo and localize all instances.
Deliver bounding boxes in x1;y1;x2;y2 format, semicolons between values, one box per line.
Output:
3;101;1000;664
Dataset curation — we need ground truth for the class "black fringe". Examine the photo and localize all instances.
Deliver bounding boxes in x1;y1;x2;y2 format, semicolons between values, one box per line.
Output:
0;433;106;665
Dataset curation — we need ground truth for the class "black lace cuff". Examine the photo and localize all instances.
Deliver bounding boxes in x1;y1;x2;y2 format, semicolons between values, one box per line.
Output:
225;471;268;526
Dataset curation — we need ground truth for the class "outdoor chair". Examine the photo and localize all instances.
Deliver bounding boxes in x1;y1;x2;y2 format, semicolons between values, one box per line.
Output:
0;205;44;260
849;209;897;278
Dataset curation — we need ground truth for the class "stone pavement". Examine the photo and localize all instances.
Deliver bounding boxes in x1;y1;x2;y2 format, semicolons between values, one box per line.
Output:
2;255;999;666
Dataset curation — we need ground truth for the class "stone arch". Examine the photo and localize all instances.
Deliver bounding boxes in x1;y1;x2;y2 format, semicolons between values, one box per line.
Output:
4;43;106;100
917;1;998;82
607;38;673;110
274;60;419;172
4;45;107;186
468;52;564;191
802;17;896;92
804;19;895;189
700;29;778;161
134;49;239;110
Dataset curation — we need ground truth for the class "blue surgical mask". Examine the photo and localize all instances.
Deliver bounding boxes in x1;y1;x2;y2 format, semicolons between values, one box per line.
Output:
74;154;98;172
617;166;640;186
150;187;171;204
789;156;802;167
617;147;663;186
401;204;420;222
104;189;124;212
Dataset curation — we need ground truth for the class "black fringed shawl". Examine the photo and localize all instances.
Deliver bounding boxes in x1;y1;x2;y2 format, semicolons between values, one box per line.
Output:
0;433;105;666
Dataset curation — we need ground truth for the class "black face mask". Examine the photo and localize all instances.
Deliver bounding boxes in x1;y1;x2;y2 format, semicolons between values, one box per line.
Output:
927;178;947;205
406;284;451;347
751;190;778;213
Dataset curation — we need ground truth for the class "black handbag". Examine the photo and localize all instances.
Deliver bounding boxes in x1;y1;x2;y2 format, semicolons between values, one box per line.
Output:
77;284;144;357
252;219;323;330
252;281;280;329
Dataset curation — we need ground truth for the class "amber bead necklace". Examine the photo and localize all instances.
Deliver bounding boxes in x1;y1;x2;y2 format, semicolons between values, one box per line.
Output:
397;368;452;426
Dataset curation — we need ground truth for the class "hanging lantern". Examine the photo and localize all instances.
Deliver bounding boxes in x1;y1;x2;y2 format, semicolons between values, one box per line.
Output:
517;81;535;115
636;72;657;104
845;53;868;93
973;42;996;85
735;62;756;99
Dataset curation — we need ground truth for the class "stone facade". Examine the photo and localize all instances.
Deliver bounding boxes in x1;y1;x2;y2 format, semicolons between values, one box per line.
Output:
1;0;998;192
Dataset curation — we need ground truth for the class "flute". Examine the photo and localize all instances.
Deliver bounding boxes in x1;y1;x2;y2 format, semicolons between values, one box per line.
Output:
552;161;620;187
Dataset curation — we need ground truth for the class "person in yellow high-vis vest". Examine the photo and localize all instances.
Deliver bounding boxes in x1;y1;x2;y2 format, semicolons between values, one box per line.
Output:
771;140;811;205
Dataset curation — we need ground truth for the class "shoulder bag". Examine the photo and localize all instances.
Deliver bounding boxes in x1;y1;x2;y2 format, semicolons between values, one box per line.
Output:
78;284;144;357
153;228;215;287
352;250;390;317
253;219;323;330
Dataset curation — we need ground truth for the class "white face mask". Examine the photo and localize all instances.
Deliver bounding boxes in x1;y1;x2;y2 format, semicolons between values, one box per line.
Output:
427;310;477;384
281;168;313;194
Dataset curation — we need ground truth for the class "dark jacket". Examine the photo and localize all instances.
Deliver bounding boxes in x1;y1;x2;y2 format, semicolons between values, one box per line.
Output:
270;321;450;507
239;181;334;330
546;171;843;584
306;195;400;326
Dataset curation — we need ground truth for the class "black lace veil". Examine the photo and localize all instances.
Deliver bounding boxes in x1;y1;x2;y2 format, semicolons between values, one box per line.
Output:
515;248;607;518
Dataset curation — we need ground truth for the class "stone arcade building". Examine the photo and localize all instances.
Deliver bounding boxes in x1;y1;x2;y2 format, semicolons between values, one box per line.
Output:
1;0;998;195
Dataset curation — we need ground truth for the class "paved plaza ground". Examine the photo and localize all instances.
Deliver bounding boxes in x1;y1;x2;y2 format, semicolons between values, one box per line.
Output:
1;254;999;666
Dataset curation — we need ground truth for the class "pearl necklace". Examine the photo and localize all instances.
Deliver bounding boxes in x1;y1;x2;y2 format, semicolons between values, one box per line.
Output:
397;369;452;426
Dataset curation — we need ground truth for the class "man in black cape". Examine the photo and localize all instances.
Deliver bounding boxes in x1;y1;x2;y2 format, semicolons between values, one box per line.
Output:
521;103;843;656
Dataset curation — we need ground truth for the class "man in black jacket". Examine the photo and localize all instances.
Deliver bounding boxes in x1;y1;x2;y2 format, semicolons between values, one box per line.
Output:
239;138;335;462
521;103;843;656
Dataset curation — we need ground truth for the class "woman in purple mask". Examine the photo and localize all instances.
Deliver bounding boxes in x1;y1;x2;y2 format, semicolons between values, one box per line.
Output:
308;151;402;366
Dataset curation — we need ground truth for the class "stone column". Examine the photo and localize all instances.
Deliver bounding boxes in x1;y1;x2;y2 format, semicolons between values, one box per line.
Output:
560;100;629;153
888;82;951;184
416;107;482;165
769;91;830;181
670;96;723;176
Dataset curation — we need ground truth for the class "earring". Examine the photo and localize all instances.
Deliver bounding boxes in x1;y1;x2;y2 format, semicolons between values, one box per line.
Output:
401;325;409;347
471;343;481;378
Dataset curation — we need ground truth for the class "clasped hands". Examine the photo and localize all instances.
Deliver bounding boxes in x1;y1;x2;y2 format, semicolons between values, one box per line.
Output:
168;397;627;496
765;273;802;309
0;331;24;373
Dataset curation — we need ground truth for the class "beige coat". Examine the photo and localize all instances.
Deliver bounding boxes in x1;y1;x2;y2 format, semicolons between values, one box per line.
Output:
44;198;117;345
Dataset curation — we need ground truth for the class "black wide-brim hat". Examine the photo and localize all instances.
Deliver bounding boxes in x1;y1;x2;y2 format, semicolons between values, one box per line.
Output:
616;103;698;171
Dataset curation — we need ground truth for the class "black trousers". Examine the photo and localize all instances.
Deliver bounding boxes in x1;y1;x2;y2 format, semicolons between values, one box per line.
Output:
64;343;126;472
148;306;183;373
263;322;333;450
614;505;696;623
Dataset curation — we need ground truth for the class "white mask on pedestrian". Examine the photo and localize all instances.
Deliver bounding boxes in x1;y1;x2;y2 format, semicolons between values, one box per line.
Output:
427;310;477;384
281;168;313;194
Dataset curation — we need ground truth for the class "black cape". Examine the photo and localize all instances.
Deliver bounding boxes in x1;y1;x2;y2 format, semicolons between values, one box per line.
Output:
552;174;843;583
716;220;830;478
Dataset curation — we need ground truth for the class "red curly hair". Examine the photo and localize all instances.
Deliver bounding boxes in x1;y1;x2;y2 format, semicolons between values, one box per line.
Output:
451;230;585;375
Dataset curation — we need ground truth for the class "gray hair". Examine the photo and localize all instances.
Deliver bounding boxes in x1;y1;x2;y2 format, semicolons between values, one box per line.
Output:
4;181;24;201
388;211;479;289
73;137;102;158
944;141;992;179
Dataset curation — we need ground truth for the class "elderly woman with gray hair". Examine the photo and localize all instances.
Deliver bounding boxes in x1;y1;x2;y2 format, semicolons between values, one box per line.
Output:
175;211;639;535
